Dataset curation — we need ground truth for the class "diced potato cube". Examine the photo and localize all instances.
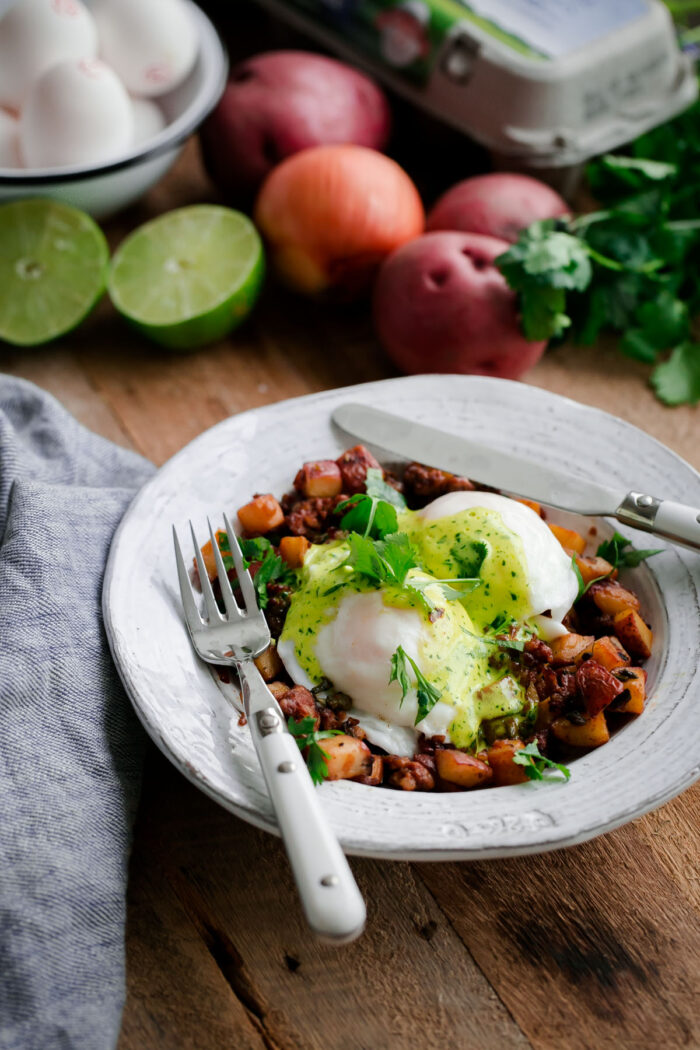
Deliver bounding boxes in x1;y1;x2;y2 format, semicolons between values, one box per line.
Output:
588;579;640;615
573;553;617;585
550;633;595;666
279;535;310;568
552;711;610;748
614;668;647;715
267;681;291;702
436;750;493;789
254;644;283;682
485;740;530;786
613;608;653;660
237;494;284;535
591;635;631;671
321;735;373;780
576;659;625;717
549;523;586;554
294;460;343;498
517;498;543;517
197;528;228;581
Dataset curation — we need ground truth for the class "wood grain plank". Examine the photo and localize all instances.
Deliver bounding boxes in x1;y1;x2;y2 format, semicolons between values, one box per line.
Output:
135;752;532;1050
118;807;268;1050
417;813;700;1050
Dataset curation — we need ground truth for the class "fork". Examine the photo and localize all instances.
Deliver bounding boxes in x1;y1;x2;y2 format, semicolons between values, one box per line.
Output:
173;514;367;943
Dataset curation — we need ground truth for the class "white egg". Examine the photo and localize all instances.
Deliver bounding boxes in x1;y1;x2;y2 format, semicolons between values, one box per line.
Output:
419;491;578;630
19;58;133;169
131;97;166;146
314;590;456;737
0;0;97;110
0;108;21;167
93;0;198;98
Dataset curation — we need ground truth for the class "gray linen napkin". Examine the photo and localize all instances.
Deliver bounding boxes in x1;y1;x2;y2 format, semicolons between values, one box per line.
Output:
0;375;154;1050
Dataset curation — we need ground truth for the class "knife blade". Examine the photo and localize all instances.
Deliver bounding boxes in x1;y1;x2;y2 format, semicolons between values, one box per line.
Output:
332;403;700;553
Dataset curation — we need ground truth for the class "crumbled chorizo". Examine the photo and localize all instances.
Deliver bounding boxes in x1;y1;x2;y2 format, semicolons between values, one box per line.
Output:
284;494;346;540
278;685;319;727
402;462;474;505
335;444;382;494
383;755;436;791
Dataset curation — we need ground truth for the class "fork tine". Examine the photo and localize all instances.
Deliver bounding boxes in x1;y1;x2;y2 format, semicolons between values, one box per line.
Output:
207;517;242;619
172;526;203;629
223;512;259;614
189;521;222;623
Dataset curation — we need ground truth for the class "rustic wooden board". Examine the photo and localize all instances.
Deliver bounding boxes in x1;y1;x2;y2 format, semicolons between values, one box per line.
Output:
2;107;698;1050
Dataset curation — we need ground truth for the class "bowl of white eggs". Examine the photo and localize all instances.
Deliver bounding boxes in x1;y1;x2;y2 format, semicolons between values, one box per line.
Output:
0;0;227;219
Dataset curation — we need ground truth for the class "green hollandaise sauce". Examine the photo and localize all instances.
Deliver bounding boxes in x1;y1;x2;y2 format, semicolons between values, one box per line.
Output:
280;506;532;748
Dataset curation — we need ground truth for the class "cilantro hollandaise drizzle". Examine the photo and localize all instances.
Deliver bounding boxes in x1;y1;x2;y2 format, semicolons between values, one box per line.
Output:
279;504;533;748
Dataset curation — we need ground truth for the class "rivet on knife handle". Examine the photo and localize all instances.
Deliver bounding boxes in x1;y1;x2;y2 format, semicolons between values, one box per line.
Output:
616;492;700;553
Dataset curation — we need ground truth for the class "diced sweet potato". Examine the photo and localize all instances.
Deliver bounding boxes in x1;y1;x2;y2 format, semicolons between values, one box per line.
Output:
237;494;284;535
614;668;647;715
321;735;373;780
573;553;617;585
549;523;586;554
197;529;228;581
517;498;543;517
535;698;555;730
552;711;610;748
550;633;595;666
294;460;343;498
436;749;493;789
591;635;631;671
279;535;310;568
485;740;530;786
588;579;640;616
254;644;283;682
613;608;653;660
576;659;625;717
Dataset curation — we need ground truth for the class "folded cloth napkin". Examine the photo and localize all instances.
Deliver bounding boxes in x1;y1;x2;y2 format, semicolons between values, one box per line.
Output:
0;376;154;1050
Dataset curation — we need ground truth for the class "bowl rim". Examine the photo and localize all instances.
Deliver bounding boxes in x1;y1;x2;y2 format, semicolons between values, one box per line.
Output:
0;0;228;186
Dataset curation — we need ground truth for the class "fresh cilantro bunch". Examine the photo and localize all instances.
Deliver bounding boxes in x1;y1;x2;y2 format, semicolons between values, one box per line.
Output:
336;467;406;539
389;645;442;724
512;741;570;781
217;532;296;610
287;716;342;785
496;92;700;405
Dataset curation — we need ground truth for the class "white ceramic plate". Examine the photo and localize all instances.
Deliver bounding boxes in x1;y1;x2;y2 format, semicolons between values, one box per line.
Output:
103;375;700;860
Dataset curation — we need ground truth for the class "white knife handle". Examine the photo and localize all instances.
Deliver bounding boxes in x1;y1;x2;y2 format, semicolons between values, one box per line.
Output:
239;664;366;943
616;492;700;553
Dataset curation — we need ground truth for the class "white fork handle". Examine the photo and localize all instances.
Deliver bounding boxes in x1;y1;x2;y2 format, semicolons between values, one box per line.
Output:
238;661;366;943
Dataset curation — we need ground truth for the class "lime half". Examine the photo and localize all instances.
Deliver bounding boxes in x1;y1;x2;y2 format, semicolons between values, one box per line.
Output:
0;199;109;347
109;205;265;350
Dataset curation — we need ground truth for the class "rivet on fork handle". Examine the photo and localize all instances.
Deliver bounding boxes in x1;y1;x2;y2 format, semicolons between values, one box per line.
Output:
256;708;283;736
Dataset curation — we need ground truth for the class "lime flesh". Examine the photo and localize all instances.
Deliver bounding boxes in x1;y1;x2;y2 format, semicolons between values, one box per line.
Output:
108;205;265;350
0;199;109;347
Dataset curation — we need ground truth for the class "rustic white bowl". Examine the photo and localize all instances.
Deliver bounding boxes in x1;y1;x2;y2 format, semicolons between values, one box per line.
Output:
103;375;700;860
0;1;226;219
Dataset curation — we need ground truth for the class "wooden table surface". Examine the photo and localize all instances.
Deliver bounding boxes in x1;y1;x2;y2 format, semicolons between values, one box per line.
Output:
3;118;700;1050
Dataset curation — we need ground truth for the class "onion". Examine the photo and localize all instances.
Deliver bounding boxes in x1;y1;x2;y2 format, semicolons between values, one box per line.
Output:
254;144;424;296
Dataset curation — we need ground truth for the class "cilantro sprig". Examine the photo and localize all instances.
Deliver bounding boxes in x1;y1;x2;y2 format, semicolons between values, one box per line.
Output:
336;467;406;539
217;533;296;610
496;93;700;406
287;716;342;786
389;645;442;724
596;531;662;570
512;741;571;782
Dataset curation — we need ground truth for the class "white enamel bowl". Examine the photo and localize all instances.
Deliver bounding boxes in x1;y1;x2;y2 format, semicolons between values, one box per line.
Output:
0;1;227;219
103;375;700;860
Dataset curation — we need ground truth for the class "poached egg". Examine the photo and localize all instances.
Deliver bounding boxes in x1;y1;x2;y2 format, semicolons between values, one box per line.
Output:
278;491;578;756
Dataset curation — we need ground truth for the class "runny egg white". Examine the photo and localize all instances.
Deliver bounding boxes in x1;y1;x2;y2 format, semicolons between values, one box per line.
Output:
277;491;578;758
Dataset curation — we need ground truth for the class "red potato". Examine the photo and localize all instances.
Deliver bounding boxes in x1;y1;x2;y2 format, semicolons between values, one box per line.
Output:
426;173;568;243
200;51;391;203
373;231;547;378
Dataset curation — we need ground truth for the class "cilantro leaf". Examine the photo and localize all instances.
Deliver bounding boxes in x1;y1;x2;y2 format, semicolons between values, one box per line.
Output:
337;493;398;539
364;467;406;509
409;577;481;602
596;531;662;570
287;716;343;786
388;645;442;725
374;532;416;586
512;741;571;782
651;342;700;407
342;531;418;589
